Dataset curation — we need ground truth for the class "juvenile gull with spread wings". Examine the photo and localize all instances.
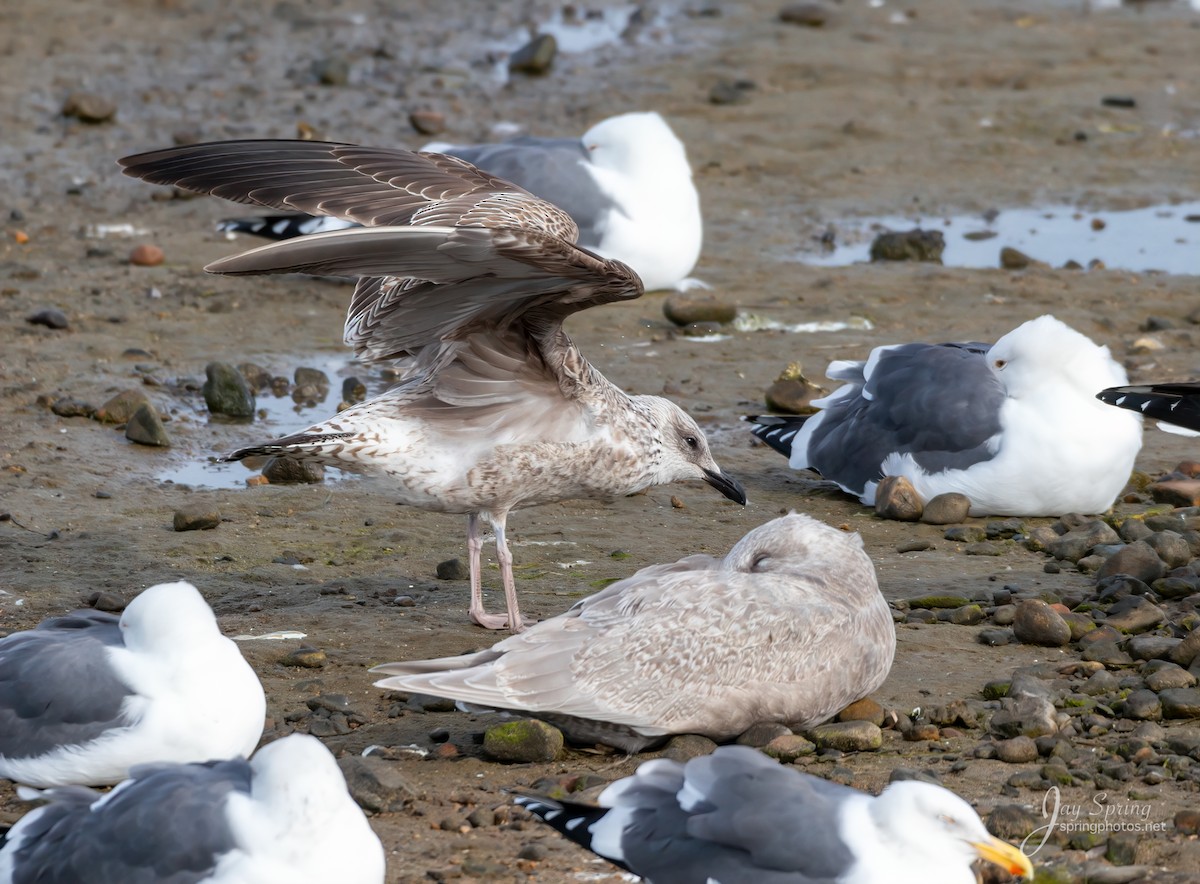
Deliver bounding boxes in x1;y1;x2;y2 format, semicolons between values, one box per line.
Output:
0;582;265;788
119;140;745;630
215;112;703;292
515;745;1034;883
750;315;1142;516
0;734;385;884
373;514;894;750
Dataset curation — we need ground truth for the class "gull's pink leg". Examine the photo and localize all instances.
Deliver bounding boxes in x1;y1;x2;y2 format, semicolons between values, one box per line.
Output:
467;512;510;630
492;516;525;632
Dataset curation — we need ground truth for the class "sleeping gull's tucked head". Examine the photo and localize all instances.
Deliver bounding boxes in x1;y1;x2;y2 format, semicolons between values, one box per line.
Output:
860;780;1033;882
582;111;689;177
118;581;222;653
634;395;746;505
721;511;867;576
986;314;1127;398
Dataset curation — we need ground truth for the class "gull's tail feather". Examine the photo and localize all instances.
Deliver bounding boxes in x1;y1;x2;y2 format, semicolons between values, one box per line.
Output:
221;431;355;463
512;795;629;869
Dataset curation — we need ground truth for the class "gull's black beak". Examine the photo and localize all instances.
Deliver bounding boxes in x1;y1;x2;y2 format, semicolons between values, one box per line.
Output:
703;468;747;505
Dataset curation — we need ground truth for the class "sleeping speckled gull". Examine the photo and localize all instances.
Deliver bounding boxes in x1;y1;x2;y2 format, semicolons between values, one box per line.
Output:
1097;382;1200;436
749;315;1142;516
0;734;385;884
215;112;703;292
0;581;265;788
372;514;894;751
514;745;1034;883
118;140;744;631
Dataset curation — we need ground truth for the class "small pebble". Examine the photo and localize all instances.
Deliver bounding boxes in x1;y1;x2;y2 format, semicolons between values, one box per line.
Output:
509;34;556;75
437;558;469;580
281;647;327;668
26;308;69;329
125;403;170;447
62;91;116;123
129;244;165;266
173;505;220;531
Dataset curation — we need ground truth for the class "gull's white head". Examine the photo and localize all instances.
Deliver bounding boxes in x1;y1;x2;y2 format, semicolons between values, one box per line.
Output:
869;781;1033;883
119;581;222;653
634;396;746;506
986;314;1127;397
582;111;690;177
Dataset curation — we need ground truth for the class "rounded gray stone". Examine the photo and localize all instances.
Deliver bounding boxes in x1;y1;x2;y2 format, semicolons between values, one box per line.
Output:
125;403;170;447
1122;688;1162;721
995;735;1039;763
1160;688;1200;719
919;493;971;525
203;361;255;417
662;292;737;325
1145;531;1192;569
1096;540;1167;584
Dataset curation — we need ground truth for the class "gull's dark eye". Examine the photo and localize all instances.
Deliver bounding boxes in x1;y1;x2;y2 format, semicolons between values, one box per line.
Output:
993;358;1007;369
684;435;699;450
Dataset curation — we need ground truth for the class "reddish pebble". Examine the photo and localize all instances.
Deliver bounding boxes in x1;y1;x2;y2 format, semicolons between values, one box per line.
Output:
129;243;164;266
1050;603;1070;615
435;742;460;759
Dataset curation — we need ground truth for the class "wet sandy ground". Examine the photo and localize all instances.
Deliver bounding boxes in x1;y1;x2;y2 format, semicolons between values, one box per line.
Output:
2;0;1200;880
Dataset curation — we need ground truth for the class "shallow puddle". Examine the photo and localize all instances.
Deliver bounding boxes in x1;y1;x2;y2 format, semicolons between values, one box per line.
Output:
158;354;388;490
797;202;1200;275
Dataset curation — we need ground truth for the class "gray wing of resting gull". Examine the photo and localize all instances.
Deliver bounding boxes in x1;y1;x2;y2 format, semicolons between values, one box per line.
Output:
118;140;743;632
748;315;1142;517
1098;383;1200;435
0;581;266;788
212;111;703;292
0;758;249;884
749;341;1001;496
0;611;133;763
514;745;1035;884
372;513;894;750
0;734;386;884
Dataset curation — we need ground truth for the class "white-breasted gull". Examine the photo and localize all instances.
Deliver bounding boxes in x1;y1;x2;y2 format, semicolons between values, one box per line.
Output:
514;744;1034;883
372;514;894;751
749;315;1142;516
118;141;745;631
0;581;265;787
1098;382;1200;436
0;733;385;884
215;111;704;292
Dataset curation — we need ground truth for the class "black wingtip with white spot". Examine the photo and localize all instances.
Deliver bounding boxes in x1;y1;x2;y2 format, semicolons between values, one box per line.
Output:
512;795;632;872
1097;383;1200;432
216;214;346;241
744;413;808;459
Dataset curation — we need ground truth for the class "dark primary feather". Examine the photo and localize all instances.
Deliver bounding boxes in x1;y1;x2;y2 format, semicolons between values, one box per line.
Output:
746;414;811;459
1097;382;1200;431
118;140;579;241
7;758;249;884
